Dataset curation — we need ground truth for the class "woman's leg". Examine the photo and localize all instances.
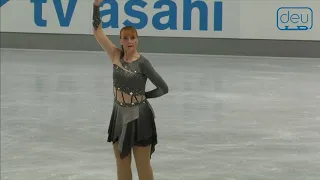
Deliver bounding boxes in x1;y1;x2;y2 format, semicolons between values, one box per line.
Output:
133;144;154;180
113;142;132;180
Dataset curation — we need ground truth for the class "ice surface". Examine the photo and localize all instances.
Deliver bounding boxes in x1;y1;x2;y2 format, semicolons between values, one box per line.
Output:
1;49;320;180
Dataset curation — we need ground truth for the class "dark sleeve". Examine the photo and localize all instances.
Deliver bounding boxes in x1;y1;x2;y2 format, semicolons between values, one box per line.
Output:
92;3;102;30
141;59;169;99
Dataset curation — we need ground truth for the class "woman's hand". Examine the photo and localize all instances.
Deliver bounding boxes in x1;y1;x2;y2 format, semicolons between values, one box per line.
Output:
94;0;102;6
92;0;102;30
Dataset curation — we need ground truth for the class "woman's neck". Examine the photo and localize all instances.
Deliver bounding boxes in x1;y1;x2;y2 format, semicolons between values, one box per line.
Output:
124;51;140;62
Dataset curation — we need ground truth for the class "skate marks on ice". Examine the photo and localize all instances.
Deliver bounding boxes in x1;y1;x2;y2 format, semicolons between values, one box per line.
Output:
1;49;320;180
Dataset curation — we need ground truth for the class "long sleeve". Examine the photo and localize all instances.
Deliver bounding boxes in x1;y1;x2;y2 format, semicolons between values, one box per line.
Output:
92;3;102;30
141;59;169;99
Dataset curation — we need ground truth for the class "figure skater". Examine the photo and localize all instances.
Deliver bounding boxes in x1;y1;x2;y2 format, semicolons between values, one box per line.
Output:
92;0;169;179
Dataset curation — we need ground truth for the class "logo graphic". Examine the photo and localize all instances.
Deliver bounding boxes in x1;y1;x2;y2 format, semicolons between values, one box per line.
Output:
4;0;222;31
31;0;77;27
0;0;10;7
99;0;223;31
277;7;313;31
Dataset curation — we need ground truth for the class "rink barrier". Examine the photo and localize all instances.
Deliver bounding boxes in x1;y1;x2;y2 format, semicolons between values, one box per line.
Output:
1;32;319;58
0;0;319;57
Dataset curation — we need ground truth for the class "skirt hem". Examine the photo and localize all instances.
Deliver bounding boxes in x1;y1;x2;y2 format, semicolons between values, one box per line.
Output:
107;100;158;159
107;134;157;159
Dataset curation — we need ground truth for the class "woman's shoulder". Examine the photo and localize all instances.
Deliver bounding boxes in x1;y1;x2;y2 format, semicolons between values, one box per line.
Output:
139;54;153;63
137;54;151;66
111;47;122;63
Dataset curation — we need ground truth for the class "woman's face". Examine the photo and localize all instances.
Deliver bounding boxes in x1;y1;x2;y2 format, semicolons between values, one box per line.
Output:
120;30;138;52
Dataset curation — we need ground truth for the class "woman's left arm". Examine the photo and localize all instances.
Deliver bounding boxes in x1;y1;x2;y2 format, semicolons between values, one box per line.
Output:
141;59;169;99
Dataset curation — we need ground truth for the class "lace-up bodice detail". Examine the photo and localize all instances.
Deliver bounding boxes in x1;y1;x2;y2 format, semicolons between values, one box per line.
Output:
112;55;168;106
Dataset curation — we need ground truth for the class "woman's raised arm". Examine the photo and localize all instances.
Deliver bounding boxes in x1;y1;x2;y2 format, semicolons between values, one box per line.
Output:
92;0;120;62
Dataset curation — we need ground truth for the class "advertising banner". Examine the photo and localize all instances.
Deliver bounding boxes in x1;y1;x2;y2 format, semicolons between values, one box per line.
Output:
0;0;92;34
0;0;240;38
94;0;241;38
0;0;318;40
239;0;319;40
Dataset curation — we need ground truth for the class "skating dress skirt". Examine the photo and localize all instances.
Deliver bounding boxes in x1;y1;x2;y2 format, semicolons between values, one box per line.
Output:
107;55;168;159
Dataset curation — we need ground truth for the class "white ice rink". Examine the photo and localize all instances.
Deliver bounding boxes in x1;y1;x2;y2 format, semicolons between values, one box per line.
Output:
1;48;320;180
